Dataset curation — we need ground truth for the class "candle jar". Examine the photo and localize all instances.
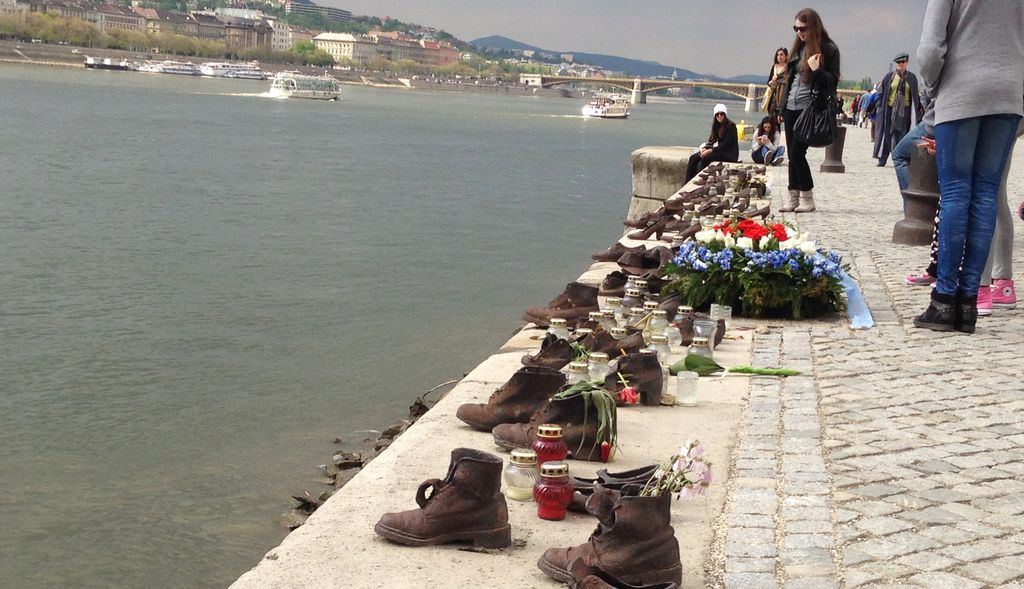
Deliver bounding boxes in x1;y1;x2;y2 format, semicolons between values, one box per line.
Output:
648;334;671;363
588;352;611;383
600;309;618;332
609;326;628;340
624;275;639;292
547;318;570;341
688;336;713;360
603;297;625;325
677;371;699;406
588;311;605;327
503;449;539;501
621;288;642;311
692;318;718;348
628;307;646;329
575;328;593;341
532;424;568;468
648;309;669;338
566;361;589;385
534;461;574;521
634;279;649;293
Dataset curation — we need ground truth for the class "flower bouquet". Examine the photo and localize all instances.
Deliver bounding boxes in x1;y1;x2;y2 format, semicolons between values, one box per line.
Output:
640;440;712;500
664;218;847;319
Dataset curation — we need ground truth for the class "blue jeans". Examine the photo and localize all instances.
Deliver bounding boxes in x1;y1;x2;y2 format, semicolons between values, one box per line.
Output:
934;114;1021;297
752;145;784;164
892;122;929;195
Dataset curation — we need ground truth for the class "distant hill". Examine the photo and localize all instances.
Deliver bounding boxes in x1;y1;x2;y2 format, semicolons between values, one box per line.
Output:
470;35;759;82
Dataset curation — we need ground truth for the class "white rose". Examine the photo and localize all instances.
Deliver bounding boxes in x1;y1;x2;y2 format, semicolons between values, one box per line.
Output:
723;235;736;249
799;240;817;255
736;237;754;250
779;238;800;250
759;235;772;250
695;230;715;243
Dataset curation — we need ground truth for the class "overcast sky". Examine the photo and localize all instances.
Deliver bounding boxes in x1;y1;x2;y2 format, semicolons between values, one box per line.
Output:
322;0;928;81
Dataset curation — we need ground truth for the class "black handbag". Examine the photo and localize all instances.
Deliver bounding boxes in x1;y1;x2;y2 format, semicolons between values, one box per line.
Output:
793;87;837;147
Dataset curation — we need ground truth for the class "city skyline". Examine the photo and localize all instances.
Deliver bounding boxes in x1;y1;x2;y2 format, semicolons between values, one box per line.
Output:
322;0;929;81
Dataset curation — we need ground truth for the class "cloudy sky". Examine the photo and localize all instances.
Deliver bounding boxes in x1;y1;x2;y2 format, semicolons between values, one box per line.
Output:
322;0;929;81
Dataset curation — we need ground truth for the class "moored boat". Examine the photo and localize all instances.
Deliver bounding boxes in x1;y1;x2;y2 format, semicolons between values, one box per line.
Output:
200;62;267;80
581;95;630;119
138;60;200;76
84;56;132;71
268;71;341;100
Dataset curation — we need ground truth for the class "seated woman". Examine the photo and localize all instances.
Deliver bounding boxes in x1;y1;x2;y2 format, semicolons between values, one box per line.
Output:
750;116;785;165
684;103;740;183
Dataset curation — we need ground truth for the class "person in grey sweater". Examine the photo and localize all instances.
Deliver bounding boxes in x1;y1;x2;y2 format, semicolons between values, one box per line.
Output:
913;0;1024;334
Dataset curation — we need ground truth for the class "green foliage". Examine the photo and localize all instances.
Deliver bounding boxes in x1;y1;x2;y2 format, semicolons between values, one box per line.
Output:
291;40;334;66
553;382;618;458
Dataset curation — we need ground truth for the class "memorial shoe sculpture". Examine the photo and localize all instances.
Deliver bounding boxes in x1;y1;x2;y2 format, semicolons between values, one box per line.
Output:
492;385;616;462
522;282;600;328
537;484;682;586
373;448;512;548
456;365;567;431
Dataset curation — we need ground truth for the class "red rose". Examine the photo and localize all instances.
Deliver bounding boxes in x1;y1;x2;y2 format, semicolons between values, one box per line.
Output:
771;224;788;241
618;387;639;405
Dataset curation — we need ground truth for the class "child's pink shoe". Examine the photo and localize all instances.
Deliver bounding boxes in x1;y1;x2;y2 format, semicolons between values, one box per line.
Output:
977;286;993;316
992;279;1017;309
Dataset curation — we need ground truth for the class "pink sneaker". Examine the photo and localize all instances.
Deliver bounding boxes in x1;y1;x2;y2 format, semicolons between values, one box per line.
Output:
904;271;936;287
992;279;1017;309
977;286;993;316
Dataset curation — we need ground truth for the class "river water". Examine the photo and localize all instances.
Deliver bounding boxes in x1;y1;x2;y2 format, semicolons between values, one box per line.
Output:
0;63;738;588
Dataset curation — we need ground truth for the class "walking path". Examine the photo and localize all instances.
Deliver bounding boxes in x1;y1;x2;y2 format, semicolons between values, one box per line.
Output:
231;126;1024;588
713;126;1024;589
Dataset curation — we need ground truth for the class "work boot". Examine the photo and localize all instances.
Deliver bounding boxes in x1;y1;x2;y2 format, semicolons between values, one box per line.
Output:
374;448;512;548
617;247;673;277
523;282;600;328
592;242;645;262
956;292;978;334
491;389;610;462
599;271;630;297
676;311;725;347
605;350;662;406
779;189;799;212
913;290;956;332
569;559;679;589
538;486;682;586
457;365;567;431
521;333;575;370
795;190;816;213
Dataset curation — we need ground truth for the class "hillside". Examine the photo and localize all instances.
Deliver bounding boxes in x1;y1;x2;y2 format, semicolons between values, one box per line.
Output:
471;35;758;82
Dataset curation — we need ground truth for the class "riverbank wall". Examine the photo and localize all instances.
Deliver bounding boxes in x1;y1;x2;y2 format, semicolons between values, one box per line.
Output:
228;144;763;588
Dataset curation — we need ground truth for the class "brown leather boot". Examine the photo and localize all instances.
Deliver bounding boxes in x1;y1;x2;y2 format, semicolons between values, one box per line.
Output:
604;350;663;406
617;247;673;277
521;333;575;370
592;242;645;262
457;365;567;431
580;329;645;360
374;448;512;548
523;282;600;328
599;271;630;297
569;559;679;589
538;486;681;586
491;389;610;462
675;311;725;347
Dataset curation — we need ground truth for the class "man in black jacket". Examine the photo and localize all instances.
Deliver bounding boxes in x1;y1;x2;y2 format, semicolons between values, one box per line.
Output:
873;52;925;167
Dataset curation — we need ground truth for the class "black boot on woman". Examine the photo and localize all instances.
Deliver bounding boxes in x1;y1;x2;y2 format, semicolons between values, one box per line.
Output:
955;292;978;334
913;291;956;332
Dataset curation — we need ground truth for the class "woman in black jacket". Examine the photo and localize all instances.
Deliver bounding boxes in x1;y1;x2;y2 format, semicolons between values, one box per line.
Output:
684;103;739;183
778;7;840;213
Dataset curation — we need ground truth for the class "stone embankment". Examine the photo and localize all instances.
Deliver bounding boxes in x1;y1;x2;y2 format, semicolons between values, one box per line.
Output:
232;128;1024;589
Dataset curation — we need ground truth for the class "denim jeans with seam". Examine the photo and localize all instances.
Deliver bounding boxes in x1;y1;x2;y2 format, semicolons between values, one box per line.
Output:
934;114;1021;297
892;121;929;195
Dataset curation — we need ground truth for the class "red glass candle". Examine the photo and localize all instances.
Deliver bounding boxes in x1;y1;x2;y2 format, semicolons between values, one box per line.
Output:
532;424;568;468
533;461;574;520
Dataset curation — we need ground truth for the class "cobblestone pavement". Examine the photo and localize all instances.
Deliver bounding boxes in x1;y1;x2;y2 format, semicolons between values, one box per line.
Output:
714;128;1024;589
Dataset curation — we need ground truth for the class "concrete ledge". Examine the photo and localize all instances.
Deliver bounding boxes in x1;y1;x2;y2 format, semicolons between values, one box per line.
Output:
628;146;695;223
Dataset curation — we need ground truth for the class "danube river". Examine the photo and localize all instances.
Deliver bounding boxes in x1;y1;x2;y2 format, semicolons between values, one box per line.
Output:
0;63;741;588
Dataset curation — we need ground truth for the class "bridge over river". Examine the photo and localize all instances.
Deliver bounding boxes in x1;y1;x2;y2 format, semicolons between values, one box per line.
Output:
520;74;862;110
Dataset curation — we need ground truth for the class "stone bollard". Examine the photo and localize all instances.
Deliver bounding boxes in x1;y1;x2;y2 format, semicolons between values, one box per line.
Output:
819;125;847;173
891;146;940;246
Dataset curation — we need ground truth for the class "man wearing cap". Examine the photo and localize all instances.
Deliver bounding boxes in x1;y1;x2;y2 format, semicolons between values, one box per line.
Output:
684;102;739;183
873;52;924;166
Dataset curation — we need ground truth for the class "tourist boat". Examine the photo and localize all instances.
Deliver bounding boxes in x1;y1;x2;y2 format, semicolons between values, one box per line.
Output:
581;95;630;119
84;56;132;71
268;72;341;100
200;62;267;80
138;60;200;76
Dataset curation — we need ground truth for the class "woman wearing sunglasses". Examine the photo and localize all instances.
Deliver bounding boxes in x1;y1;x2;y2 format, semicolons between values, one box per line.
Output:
777;8;840;213
684;103;739;183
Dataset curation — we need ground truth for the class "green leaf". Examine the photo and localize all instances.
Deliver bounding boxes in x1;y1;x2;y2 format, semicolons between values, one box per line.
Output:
727;365;801;376
680;354;724;376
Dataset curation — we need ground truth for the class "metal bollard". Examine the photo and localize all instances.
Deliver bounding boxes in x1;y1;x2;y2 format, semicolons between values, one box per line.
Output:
891;146;940;246
819;126;847;173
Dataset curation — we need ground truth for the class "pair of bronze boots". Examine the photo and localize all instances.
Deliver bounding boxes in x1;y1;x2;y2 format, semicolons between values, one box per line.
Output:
521;329;645;371
523;281;599;328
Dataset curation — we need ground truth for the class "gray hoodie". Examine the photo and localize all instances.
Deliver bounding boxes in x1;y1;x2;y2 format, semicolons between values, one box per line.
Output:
917;0;1024;126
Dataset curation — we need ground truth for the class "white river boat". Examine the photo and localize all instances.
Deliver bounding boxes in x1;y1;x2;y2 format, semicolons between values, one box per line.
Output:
581;95;630;119
269;72;341;100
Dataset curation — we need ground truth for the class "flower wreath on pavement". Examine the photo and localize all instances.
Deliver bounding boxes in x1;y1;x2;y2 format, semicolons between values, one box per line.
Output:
664;218;848;319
